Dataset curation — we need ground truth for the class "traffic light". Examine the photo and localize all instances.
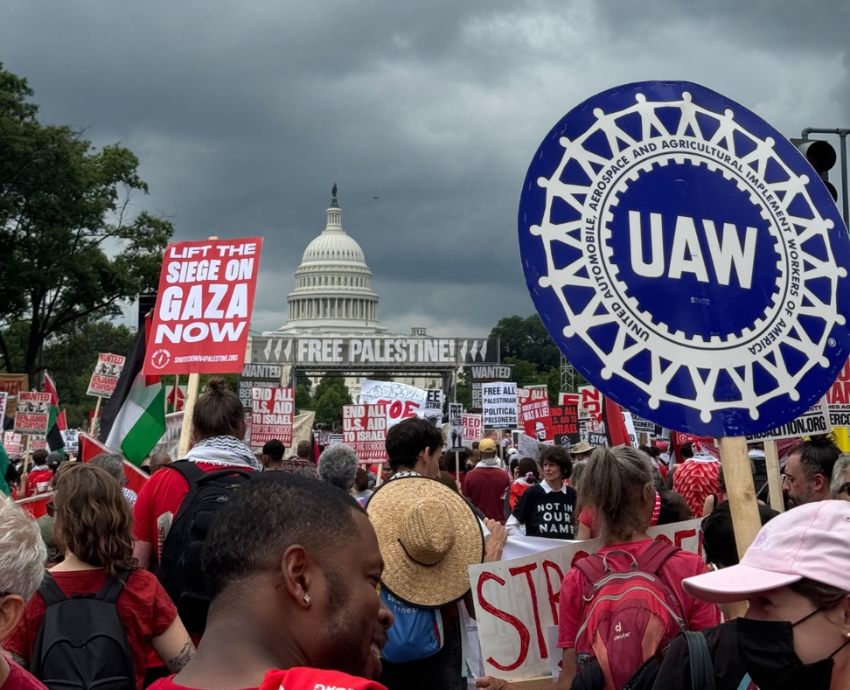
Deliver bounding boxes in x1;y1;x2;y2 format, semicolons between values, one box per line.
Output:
792;137;838;201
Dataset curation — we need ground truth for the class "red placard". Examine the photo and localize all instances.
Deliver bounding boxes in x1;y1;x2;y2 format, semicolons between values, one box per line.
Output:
342;404;388;462
145;237;263;375
249;387;294;448
519;388;552;443
3;431;22;455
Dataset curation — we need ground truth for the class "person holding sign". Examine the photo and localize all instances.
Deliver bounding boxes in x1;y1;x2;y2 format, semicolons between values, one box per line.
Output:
506;446;577;539
655;501;850;689
555;447;718;689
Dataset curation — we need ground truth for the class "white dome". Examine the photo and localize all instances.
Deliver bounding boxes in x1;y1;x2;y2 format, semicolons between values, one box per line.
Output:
269;188;387;335
301;230;366;264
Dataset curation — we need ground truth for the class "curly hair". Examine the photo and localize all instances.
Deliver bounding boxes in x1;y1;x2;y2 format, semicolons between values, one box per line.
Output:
53;463;136;575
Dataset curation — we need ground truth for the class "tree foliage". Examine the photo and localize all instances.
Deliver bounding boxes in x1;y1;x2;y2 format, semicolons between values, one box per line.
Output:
0;62;173;380
490;314;561;371
313;374;353;428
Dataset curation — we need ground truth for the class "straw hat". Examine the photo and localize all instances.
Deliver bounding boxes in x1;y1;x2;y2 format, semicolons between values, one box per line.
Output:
570;440;593;454
367;476;485;608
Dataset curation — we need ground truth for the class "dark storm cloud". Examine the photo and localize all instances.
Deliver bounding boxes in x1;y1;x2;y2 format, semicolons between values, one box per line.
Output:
2;0;847;337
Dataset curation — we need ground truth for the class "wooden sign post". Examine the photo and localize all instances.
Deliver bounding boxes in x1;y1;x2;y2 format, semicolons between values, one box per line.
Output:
718;436;763;559
764;439;784;513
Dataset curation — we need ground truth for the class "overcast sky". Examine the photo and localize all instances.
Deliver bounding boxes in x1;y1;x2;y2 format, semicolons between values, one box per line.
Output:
3;0;848;338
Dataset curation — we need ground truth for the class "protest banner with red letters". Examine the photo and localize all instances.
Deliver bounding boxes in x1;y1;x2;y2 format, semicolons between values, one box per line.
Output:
342;404;388;462
827;358;850;427
145;237;263;375
359;379;427;427
469;520;703;682
462;413;483;443
249;387;294;448
518;387;552;443
549;405;579;448
87;353;126;398
0;392;6;434
14;392;51;435
3;431;22;455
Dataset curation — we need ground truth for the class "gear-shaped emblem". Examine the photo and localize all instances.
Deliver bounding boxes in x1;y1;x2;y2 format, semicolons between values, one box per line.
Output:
519;81;850;437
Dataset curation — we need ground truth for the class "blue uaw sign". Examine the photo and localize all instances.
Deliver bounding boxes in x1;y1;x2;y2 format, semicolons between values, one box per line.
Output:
519;81;850;437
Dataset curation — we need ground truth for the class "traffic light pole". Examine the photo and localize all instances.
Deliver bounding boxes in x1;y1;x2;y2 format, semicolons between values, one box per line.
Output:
801;127;850;230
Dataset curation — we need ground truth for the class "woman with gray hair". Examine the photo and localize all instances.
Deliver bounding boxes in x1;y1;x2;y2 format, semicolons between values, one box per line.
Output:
833;451;850;499
318;444;359;492
90;452;138;506
0;495;47;689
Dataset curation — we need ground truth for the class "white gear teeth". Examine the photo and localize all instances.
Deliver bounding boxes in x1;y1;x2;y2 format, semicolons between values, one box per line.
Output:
526;88;846;430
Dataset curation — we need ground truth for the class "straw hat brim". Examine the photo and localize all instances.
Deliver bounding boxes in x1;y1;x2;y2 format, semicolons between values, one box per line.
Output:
367;476;485;609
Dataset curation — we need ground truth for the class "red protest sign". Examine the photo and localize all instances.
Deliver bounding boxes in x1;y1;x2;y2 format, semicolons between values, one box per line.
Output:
462;413;483;443
550;405;579;447
145;237;263;375
3;431;22;455
87;352;126;398
342;404;388;462
519;387;552;443
249;387;294;448
15;392;51;435
827;358;850;427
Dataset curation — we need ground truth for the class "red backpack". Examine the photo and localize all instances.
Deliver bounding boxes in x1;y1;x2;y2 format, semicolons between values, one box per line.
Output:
573;541;686;690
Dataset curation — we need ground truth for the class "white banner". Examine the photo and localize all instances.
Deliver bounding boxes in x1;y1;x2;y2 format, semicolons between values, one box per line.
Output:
482;382;518;429
0;392;6;435
463;413;483;444
359;379;428;427
469;520;703;682
448;403;464;450
746;397;831;443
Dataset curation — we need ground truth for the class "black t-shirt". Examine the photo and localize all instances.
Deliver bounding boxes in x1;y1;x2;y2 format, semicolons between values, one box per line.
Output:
512;483;577;539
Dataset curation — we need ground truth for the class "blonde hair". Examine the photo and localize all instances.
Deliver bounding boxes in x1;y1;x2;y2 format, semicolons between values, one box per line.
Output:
580;446;654;543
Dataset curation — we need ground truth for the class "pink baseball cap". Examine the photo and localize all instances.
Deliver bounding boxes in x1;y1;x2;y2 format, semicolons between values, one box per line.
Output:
684;501;850;604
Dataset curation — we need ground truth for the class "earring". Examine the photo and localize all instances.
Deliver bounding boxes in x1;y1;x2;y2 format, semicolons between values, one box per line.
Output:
303;594;311;604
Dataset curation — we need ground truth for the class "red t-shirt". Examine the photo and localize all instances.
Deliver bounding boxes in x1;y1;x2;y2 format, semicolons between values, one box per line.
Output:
1;659;47;690
26;469;52;497
6;569;178;690
150;667;388;690
557;539;720;649
133;462;254;561
462;466;511;523
673;458;720;518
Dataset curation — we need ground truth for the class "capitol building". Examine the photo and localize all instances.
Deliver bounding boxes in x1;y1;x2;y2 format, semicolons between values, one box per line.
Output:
261;187;440;392
270;185;389;337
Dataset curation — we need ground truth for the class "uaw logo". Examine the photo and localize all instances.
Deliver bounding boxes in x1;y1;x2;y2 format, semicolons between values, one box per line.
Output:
519;81;850;437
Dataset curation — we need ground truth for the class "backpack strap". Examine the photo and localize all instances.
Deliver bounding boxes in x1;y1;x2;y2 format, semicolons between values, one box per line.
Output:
165;459;208;485
573;553;607;587
636;539;680;576
96;569;131;604
37;572;68;607
684;631;716;690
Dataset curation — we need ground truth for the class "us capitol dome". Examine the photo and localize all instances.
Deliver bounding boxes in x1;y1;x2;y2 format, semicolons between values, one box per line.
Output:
268;185;388;336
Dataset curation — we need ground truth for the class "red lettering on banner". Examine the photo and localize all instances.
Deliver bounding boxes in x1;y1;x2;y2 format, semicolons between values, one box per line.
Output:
542;560;564;625
674;529;697;550
655;534;673;546
145;238;263;375
477;572;531;672
509;563;547;659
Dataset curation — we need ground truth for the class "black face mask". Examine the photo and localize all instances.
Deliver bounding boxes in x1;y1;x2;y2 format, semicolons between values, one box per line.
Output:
732;610;850;690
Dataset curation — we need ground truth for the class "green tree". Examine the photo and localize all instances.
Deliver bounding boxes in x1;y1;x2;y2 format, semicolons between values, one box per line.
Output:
313;374;353;428
0;63;173;380
490;314;561;370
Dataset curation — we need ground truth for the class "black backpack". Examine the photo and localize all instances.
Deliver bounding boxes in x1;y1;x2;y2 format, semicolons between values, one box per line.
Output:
157;460;253;634
32;569;134;690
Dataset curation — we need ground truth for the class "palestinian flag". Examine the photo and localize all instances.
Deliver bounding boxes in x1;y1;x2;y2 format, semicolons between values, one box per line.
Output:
100;317;166;465
43;371;65;456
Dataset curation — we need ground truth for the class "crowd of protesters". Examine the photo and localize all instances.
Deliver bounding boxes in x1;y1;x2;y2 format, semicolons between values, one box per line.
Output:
1;379;849;690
